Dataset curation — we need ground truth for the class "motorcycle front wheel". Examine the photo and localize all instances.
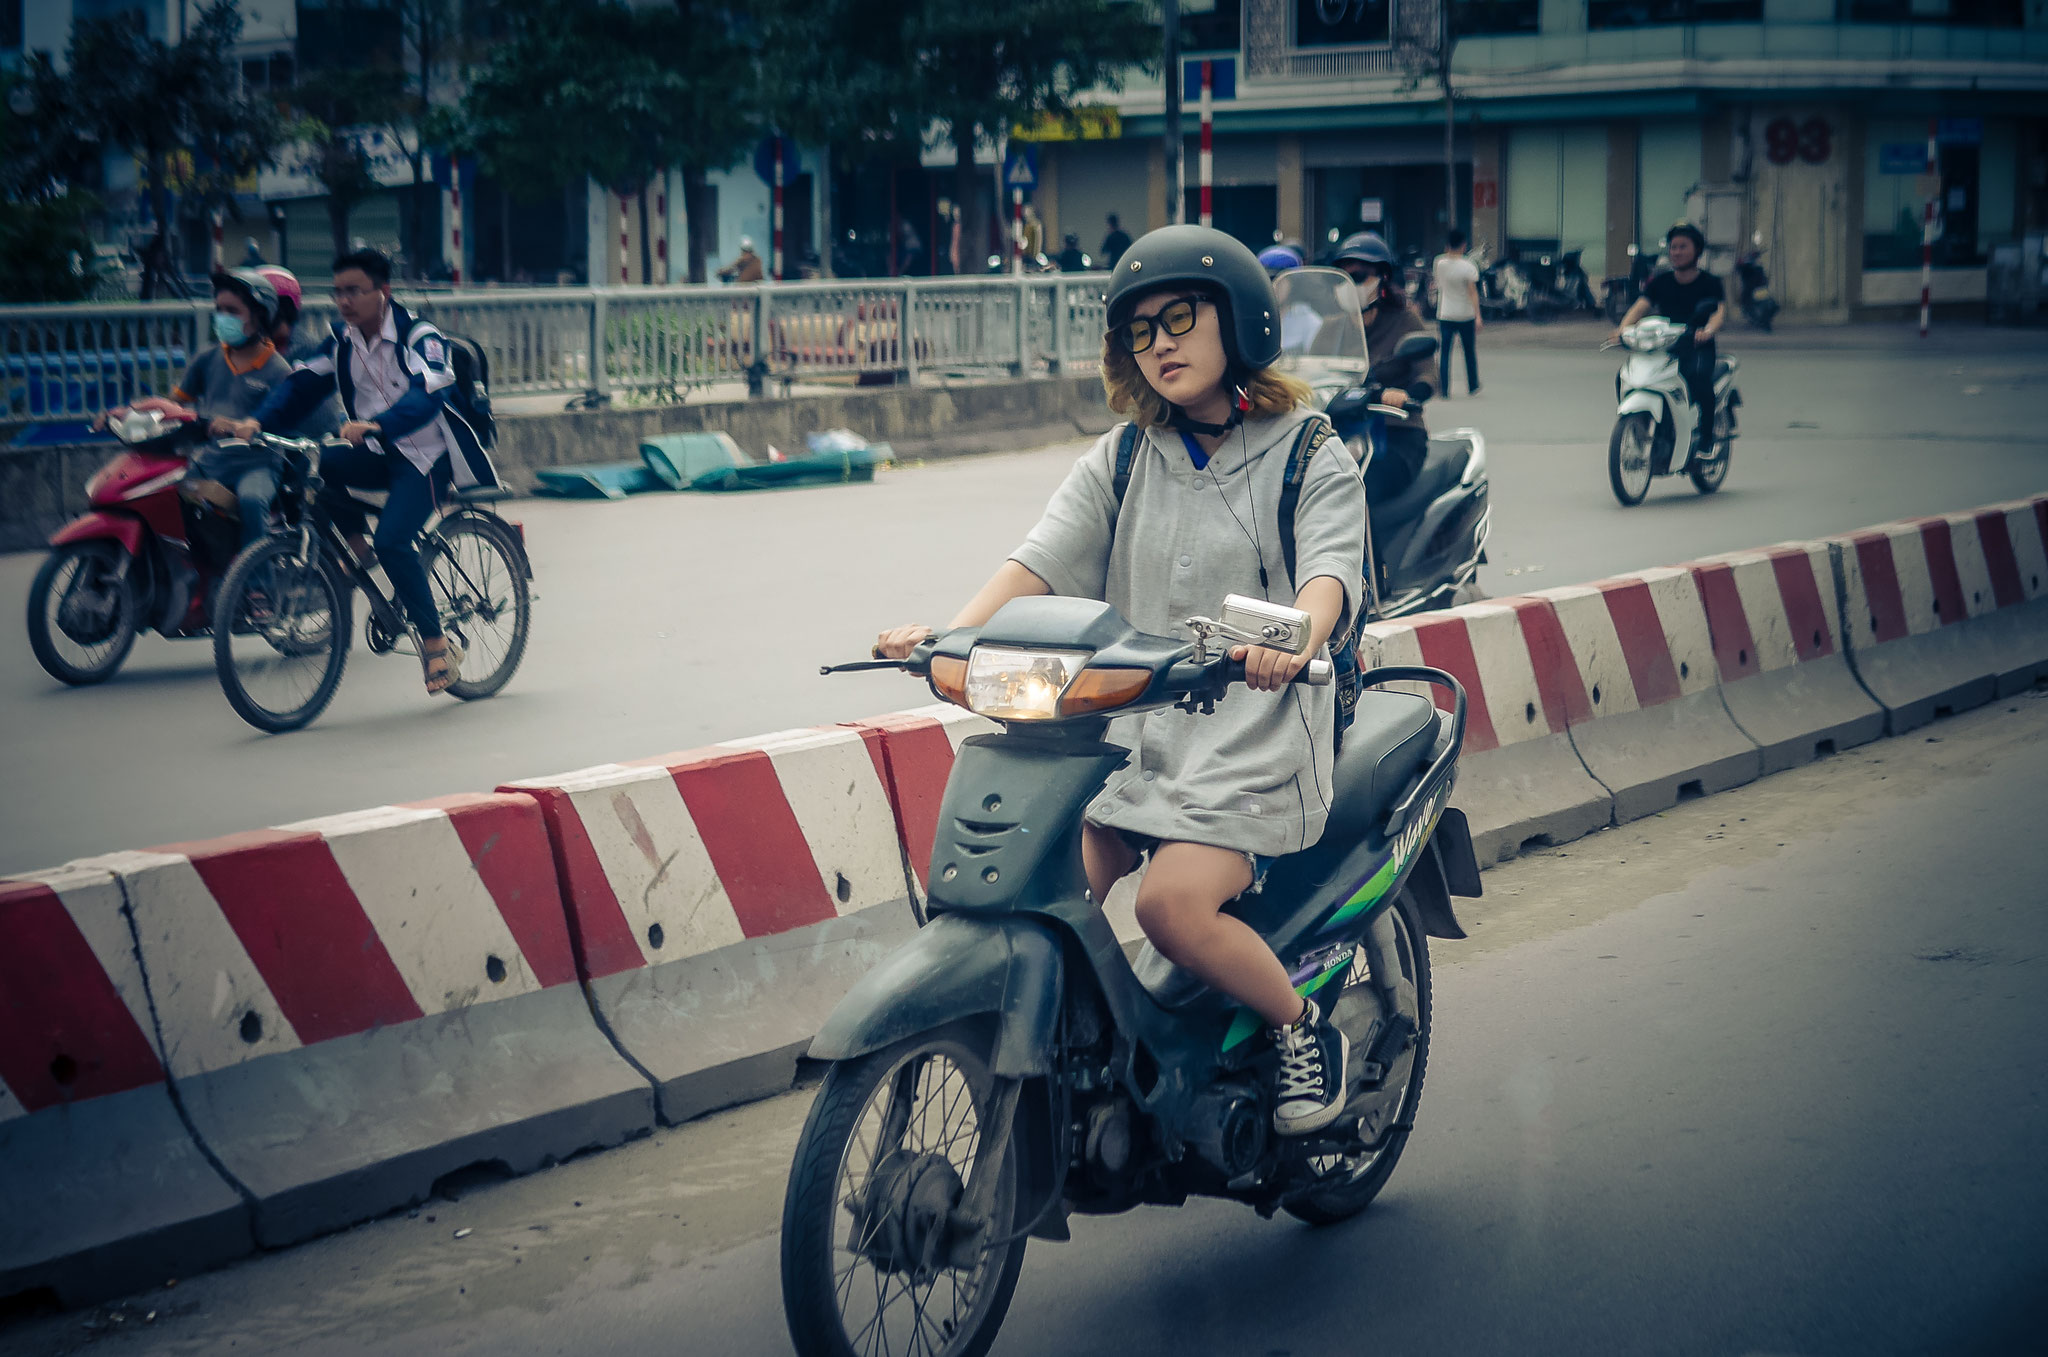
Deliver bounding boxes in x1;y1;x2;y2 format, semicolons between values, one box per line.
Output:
1608;411;1656;507
27;541;139;685
1689;408;1734;495
781;1026;1027;1357
1286;890;1433;1225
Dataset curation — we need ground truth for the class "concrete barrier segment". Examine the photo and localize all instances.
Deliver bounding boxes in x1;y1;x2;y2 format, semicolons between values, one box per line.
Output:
504;726;921;1125
1687;541;1888;775
842;703;999;896
0;864;253;1306
1832;515;2015;733
1527;568;1763;823
1359;599;1614;864
81;793;654;1250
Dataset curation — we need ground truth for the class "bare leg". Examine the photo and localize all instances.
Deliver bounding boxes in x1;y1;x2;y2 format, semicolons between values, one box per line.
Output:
1134;842;1304;1028
1081;821;1142;906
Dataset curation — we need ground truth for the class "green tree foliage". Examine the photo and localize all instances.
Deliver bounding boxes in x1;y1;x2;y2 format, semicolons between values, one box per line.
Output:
60;0;283;295
456;0;757;283
289;66;411;257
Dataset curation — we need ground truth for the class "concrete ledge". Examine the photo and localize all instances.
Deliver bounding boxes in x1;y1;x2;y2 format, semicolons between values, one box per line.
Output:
0;373;1115;554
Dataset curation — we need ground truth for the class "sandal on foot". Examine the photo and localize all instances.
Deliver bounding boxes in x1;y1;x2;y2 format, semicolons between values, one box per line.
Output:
421;639;464;695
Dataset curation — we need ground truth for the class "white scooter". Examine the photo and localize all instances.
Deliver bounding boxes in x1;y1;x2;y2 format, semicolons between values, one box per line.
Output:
1600;300;1740;507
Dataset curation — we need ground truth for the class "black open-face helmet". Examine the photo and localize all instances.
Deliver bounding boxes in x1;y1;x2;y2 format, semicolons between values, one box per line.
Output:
1104;224;1281;371
1333;231;1396;270
210;268;280;334
1665;220;1707;254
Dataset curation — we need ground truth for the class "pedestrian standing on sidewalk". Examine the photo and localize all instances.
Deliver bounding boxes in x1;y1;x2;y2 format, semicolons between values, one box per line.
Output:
1432;230;1481;397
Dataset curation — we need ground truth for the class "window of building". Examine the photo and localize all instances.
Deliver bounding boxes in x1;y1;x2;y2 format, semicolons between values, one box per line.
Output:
296;0;403;72
1863;118;2015;269
1295;0;1392;47
1837;0;2021;24
1182;0;1245;51
1588;0;1762;29
1453;0;1541;34
2;0;23;52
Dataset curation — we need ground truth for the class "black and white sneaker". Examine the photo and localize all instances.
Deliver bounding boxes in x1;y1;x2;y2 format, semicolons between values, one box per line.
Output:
1270;996;1349;1136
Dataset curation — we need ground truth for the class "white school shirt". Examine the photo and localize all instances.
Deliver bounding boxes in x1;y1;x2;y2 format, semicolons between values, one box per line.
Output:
1432;255;1480;322
345;307;451;477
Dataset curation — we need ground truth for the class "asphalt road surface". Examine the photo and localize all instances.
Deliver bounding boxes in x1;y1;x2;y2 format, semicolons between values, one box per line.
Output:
11;685;2044;1357
2;326;2043;872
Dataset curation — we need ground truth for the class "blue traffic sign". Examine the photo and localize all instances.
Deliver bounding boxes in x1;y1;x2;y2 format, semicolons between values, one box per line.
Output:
1002;146;1039;191
1183;56;1237;102
753;135;800;187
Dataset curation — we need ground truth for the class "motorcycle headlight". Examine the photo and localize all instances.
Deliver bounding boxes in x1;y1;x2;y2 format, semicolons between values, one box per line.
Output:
963;646;1092;721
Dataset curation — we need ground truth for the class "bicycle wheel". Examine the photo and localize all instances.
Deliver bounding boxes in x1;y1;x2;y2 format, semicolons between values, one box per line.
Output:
423;514;530;701
213;536;351;733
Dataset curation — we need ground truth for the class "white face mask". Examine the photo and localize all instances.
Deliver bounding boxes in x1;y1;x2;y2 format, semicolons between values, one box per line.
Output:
1358;275;1382;308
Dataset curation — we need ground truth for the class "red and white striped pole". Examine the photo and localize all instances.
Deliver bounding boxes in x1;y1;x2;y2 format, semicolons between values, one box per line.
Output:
1198;60;1214;228
443;177;463;285
1920;119;1936;338
654;175;669;284
772;141;785;282
619;191;631;284
210;209;225;269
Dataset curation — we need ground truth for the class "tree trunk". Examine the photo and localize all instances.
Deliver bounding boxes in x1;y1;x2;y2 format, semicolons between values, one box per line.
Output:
142;156;171;299
500;181;513;282
818;147;834;279
952;121;981;275
329;182;352;257
410;155;428;279
683;164;709;284
637;184;653;284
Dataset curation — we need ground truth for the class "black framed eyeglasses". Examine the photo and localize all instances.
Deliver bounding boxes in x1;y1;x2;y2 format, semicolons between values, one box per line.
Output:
1111;296;1206;355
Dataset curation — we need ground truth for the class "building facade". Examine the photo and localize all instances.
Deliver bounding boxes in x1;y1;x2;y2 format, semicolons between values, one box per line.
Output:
1025;0;2048;317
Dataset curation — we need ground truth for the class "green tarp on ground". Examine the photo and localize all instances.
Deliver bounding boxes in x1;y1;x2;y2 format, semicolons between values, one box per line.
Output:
533;430;891;499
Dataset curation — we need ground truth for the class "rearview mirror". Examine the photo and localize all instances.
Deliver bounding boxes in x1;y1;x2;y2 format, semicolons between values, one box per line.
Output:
1394;334;1439;361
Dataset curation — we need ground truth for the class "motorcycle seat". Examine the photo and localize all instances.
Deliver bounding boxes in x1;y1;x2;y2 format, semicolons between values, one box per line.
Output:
1131;691;1440;1010
446;485;515;504
1368;437;1471;545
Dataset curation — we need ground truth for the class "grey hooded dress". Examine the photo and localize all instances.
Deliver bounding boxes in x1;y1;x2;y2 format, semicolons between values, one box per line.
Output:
1008;407;1366;858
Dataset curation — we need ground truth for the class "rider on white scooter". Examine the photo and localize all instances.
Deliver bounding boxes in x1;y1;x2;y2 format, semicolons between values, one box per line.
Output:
1609;221;1726;459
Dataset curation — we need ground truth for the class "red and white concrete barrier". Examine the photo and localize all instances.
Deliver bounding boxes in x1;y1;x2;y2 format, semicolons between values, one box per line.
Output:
1526;567;1762;822
78;794;653;1249
503;725;920;1125
0;864;252;1304
1687;540;1886;773
1358;598;1614;865
1830;499;2048;733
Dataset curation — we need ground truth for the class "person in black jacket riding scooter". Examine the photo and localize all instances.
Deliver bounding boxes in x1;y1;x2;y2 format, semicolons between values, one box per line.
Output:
1330;232;1436;504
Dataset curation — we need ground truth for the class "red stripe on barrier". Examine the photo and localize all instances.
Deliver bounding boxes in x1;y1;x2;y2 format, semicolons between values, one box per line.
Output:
1853;535;1910;643
175;830;424;1042
0;881;163;1110
424;794;579;990
1510;598;1593;731
1409;616;1497;753
849;715;958;883
1770;550;1835;660
515;787;642;980
670;750;836;938
1598;579;1683;706
1916;519;1968;627
1691;563;1760;681
1974;511;2024;610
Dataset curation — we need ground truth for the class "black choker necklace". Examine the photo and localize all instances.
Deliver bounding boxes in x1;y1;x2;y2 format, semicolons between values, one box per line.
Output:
1169;384;1253;438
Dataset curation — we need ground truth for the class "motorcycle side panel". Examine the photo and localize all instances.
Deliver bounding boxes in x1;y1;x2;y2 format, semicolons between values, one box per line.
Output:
50;511;144;556
807;912;1065;1078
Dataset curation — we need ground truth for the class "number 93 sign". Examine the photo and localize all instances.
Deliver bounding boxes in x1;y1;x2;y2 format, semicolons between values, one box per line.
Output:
1765;116;1831;167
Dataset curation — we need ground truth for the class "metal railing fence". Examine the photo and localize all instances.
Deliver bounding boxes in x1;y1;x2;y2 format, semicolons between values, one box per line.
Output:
2;274;1113;419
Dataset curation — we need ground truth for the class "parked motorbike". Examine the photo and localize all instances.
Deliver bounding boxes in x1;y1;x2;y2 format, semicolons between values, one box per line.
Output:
1526;248;1599;325
26;409;251;685
1601;299;1741;506
1478;249;1529;321
1602;245;1657;325
1402;246;1434;319
788;596;1481;1357
1736;241;1779;332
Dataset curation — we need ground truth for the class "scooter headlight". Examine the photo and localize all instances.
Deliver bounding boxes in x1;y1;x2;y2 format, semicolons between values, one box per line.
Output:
963;646;1092;721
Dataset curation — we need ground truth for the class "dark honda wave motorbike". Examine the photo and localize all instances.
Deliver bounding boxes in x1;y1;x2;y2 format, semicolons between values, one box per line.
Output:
1325;332;1491;617
1736;244;1779;332
786;596;1481;1357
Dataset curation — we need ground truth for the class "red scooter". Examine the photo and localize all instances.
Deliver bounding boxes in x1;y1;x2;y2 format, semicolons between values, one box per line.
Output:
26;407;250;684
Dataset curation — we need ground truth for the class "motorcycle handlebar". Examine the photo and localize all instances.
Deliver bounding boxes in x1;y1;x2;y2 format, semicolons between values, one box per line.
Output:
823;648;1333;692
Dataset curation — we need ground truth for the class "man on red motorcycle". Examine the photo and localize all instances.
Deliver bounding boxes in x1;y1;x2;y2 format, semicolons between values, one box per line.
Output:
96;269;294;553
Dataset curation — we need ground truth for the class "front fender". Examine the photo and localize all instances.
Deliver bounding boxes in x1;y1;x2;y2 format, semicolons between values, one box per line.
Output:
51;511;144;555
808;913;1065;1077
1615;390;1668;420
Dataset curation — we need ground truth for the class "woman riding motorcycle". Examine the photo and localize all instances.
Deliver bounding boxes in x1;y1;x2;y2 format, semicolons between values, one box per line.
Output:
1331;231;1437;503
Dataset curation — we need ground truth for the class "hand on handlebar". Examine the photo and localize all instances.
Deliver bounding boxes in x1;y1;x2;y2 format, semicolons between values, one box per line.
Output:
222;417;261;441
873;624;935;661
338;420;378;447
1231;643;1314;692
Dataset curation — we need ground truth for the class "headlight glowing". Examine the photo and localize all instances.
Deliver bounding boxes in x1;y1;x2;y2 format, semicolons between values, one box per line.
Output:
963;646;1091;720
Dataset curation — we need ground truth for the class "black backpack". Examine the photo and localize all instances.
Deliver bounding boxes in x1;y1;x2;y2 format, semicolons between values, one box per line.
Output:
1109;415;1365;742
437;331;497;453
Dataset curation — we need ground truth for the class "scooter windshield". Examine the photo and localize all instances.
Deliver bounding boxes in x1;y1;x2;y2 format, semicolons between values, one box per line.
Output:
1272;267;1369;382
